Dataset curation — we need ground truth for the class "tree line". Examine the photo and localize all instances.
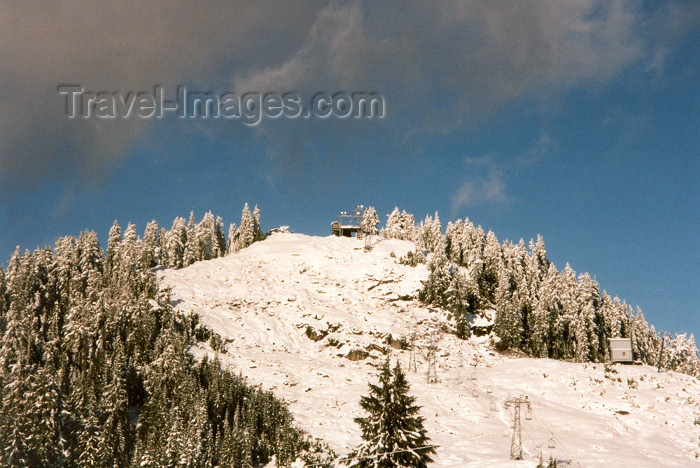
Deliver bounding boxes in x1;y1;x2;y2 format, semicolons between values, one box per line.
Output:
0;204;334;467
380;207;699;378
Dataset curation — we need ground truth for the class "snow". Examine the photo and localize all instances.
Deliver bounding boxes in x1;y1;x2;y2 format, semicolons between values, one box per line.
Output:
159;233;700;467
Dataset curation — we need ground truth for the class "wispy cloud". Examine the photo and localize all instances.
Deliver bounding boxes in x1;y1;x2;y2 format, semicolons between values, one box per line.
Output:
515;133;559;166
451;133;559;211
451;170;509;211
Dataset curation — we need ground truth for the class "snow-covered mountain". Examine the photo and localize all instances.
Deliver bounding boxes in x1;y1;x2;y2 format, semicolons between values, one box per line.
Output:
159;233;700;467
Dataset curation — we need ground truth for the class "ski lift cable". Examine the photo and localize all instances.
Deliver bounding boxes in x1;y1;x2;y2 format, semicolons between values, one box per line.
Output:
524;430;542;453
471;366;495;386
530;413;582;468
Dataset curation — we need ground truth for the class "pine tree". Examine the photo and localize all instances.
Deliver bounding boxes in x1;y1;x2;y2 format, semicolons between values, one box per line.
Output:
419;243;452;308
240;204;255;250
666;333;700;377
233;203;262;252
196;211;218;261
219;404;253;468
252;205;264;242
345;360;434;467
445;219;466;266
576;273;602;362
478;230;501;305
0;266;6;335
361;207;380;237
74;396;102;468
142;220;161;268
184;212;199;266
227;223;238;255
117;223;143;288
417;213;442;252
106;221;122;272
493;241;527;351
76;230;104;303
215;216;227;257
381;208;415;241
381;207;401;240
165;217;188;268
554;263;578;359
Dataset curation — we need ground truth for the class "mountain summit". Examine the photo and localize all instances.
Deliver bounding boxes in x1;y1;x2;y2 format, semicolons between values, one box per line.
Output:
160;232;700;467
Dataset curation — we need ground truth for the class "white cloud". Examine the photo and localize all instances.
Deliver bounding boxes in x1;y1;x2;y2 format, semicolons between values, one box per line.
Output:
451;170;509;211
451;133;559;211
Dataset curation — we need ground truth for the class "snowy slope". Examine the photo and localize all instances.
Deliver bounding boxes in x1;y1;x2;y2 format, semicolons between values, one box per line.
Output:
159;233;700;467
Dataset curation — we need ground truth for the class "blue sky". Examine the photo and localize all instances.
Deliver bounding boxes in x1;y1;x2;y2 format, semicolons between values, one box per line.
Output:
1;1;698;339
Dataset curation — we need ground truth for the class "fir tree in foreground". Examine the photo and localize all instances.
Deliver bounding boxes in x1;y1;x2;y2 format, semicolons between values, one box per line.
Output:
345;360;435;467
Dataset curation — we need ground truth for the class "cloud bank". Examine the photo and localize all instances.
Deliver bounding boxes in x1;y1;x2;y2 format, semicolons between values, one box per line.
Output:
1;0;695;191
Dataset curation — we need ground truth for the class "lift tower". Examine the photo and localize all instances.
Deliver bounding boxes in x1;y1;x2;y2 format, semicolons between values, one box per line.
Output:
505;396;531;460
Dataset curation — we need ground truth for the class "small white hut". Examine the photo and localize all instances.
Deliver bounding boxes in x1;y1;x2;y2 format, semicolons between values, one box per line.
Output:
609;337;633;363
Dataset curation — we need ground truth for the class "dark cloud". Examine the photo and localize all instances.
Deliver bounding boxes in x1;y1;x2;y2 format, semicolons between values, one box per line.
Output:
0;0;322;187
0;0;696;191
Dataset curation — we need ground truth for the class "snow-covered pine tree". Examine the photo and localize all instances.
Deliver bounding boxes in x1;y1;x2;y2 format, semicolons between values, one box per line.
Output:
142;220;160;268
361;206;380;237
227;223;238;255
0;220;333;466
99;346;130;466
493;241;528;351
445;268;478;339
576;273;603;362
537;455;558;467
381;207;401;240
465;224;486;274
444;219;468;266
238;203;255;250
417;212;442;252
76;404;103;468
196;211;218;261
400;210;416;241
117;223;143;287
478;230;501;306
159;226;168;262
381;207;415;241
0;266;34;464
537;263;562;358
444;219;461;264
252;205;264;242
215;215;227;257
529;235;549;282
418;241;452;308
165;217;187;268
629;307;657;364
345;360;434;467
106;220;122;272
183;212;199;267
0;266;6;333
219;404;253;468
76;230;104;302
553;263;578;359
665;333;700;377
